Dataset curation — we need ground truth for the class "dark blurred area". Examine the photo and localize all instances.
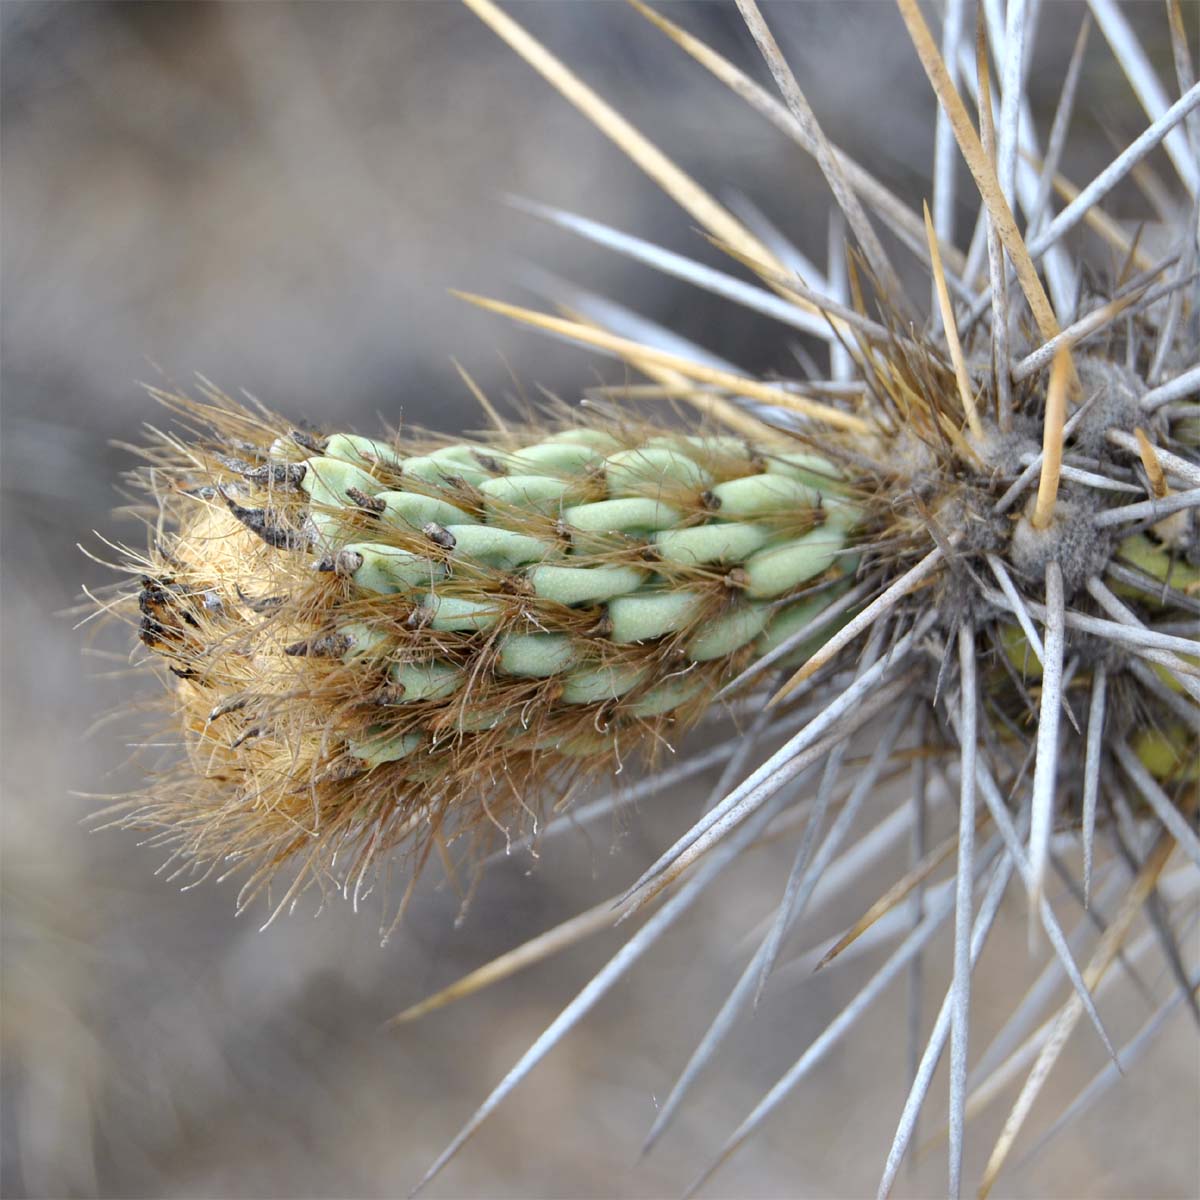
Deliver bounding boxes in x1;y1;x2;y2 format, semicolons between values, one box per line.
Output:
2;3;1196;1197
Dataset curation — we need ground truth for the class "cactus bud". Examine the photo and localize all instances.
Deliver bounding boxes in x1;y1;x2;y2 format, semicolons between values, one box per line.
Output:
126;396;856;905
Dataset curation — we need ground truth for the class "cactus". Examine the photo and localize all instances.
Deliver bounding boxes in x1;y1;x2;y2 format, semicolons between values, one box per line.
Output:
128;397;865;904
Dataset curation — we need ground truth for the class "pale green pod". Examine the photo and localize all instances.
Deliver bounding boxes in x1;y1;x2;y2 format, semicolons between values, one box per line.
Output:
528;563;647;606
754;592;840;655
479;474;576;516
654;522;773;566
443;524;555;569
338;622;392;661
503;442;602;474
343;543;443;594
560;660;649;704
377;490;475;531
743;528;846;599
709;474;819;519
763;451;843;491
349;728;424;767
562;497;681;535
446;709;502;733
498;633;582;677
604;447;713;496
422;594;501;632
754;591;857;670
608;590;703;643
626;672;708;716
402;454;492;487
323;433;404;469
686;602;771;661
544;428;623;453
302;456;381;508
302;456;382;545
387;660;463;702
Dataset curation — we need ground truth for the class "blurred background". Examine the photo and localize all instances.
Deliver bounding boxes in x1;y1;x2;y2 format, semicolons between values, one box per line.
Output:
2;3;1196;1197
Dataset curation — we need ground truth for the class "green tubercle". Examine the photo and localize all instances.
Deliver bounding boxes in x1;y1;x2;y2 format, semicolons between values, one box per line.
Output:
503;441;603;474
302;456;381;505
443;524;556;570
498;633;583;677
323;433;404;469
302;456;382;543
342;543;444;594
563;497;682;535
687;602;771;660
764;451;845;491
626;672;708;716
608;590;704;643
349;728;425;767
604;447;713;495
402;448;492;487
999;624;1043;680
654;521;773;566
742;527;846;598
338;622;392;661
560;660;649;704
387;660;463;702
709;474;819;518
755;591;849;661
528;563;648;606
479;474;579;516
377;490;476;531
422;593;502;632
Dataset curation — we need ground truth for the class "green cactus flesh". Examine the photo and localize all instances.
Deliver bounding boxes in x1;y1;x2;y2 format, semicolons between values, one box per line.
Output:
294;426;853;715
